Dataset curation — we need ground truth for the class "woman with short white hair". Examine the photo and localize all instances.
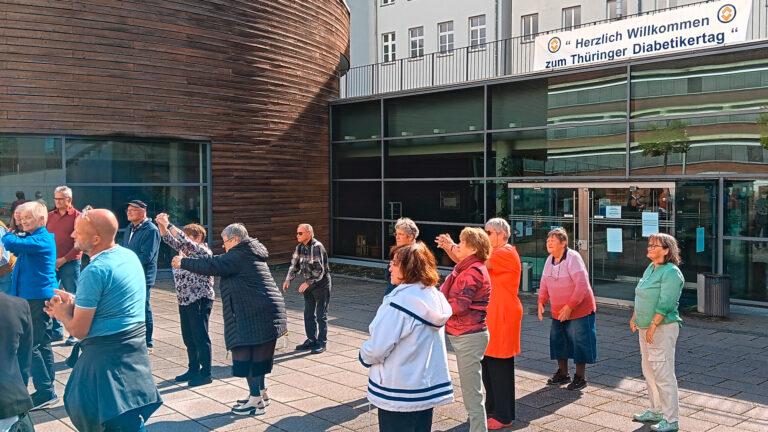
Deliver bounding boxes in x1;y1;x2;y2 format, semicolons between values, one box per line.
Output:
385;217;420;295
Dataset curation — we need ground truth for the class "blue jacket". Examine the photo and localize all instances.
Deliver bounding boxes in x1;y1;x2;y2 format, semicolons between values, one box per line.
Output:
2;227;58;300
121;220;160;288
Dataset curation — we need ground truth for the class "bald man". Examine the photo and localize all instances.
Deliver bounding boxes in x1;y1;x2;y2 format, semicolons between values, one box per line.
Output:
45;209;161;432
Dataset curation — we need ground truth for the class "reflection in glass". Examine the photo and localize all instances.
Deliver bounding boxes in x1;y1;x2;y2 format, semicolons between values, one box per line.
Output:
333;181;381;219
725;239;768;302
490;80;547;129
630;114;768;175
333;219;383;259
631;49;768;119
0;136;63;184
548;69;627;125
385;180;484;224
725;180;768;238
385;88;483;137
66;138;206;183
332;101;381;141
676;181;717;282
333;141;381;179
386;134;483;178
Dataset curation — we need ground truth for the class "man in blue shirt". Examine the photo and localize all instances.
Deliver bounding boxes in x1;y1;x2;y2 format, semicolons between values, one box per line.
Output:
46;208;161;431
120;200;160;349
1;201;59;410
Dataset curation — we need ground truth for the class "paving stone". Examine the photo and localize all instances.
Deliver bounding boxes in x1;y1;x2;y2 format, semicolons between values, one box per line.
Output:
580;410;639;432
542;417;603;432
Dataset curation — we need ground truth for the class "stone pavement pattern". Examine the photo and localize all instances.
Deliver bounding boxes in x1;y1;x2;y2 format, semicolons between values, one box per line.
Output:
31;270;768;431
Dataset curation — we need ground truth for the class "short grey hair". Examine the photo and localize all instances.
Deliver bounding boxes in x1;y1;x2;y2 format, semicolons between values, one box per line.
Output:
54;185;72;199
299;223;314;238
222;223;249;241
17;201;48;226
485;218;511;238
394;217;419;239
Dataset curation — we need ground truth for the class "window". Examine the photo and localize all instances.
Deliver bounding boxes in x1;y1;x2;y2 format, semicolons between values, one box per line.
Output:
562;6;581;30
469;15;486;50
438;21;454;54
606;0;627;19
521;14;538;42
409;26;424;58
382;32;396;62
656;0;677;9
381;0;395;5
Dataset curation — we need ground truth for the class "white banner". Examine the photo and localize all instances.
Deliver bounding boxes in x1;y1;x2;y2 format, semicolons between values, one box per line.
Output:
534;0;751;71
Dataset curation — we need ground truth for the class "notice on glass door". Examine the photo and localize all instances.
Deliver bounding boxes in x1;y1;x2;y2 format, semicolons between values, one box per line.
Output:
605;205;622;219
696;227;705;253
607;228;623;253
642;211;659;237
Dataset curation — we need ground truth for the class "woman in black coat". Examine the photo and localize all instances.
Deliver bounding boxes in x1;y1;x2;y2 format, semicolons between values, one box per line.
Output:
172;223;287;416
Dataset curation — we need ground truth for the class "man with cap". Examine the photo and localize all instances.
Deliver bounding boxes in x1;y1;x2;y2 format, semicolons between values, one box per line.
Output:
121;200;160;350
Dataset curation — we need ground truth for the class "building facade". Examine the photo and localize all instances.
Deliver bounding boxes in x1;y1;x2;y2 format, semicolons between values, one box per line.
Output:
0;0;350;265
332;1;768;306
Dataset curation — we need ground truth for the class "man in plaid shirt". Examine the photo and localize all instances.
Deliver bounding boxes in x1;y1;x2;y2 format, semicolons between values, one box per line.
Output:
283;224;331;354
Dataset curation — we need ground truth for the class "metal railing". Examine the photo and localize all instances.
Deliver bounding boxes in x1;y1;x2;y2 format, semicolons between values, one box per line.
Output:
340;0;768;99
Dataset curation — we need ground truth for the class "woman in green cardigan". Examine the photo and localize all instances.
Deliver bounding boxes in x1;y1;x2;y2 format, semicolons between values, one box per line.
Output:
629;233;684;432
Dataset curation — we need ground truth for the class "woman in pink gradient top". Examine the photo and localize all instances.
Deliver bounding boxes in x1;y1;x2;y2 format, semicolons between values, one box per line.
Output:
537;228;597;391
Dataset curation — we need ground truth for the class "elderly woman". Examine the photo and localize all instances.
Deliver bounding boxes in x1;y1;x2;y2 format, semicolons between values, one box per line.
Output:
360;242;453;432
156;213;215;387
0;220;14;294
172;224;287;416
439;227;492;432
436;219;523;430
385;217;419;295
537;228;597;391
630;234;684;432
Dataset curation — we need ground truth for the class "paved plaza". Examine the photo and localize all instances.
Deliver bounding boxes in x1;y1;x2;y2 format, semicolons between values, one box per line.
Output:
31;270;768;432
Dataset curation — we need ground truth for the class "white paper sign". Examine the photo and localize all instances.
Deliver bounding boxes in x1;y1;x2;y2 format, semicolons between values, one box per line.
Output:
607;228;623;253
642;211;660;237
534;0;751;71
605;205;622;219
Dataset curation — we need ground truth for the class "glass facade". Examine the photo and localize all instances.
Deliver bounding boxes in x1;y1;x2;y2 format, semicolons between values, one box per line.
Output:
0;135;210;269
332;46;768;304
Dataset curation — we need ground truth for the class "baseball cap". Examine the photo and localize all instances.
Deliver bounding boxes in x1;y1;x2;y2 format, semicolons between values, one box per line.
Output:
127;200;148;209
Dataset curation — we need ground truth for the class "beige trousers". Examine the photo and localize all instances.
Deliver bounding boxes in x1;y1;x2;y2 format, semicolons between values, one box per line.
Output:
639;323;680;423
448;330;490;432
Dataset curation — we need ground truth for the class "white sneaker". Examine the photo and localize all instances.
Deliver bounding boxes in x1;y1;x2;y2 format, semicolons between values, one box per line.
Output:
232;396;265;416
236;388;269;408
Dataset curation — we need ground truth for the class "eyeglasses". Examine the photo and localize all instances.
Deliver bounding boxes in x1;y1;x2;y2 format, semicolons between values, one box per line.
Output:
296;232;306;236
647;244;664;250
223;237;236;245
485;230;494;235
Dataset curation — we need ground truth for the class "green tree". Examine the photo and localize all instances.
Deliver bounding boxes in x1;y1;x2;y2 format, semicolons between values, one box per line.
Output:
638;119;690;174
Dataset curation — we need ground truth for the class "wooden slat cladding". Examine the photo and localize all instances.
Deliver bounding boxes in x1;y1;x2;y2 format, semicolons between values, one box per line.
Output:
0;0;349;262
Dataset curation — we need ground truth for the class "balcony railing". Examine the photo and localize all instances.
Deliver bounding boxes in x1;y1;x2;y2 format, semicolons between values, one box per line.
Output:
339;0;768;99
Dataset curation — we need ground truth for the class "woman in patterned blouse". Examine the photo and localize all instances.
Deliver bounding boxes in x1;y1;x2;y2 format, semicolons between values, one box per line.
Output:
156;213;215;387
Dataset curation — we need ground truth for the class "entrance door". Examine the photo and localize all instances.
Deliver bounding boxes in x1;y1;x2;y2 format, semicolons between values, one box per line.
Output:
508;182;675;303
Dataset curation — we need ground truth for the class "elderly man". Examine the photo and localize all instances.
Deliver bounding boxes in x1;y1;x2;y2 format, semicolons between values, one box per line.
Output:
283;223;331;354
45;208;162;431
121;200;160;349
47;186;82;345
1;201;59;410
0;291;34;432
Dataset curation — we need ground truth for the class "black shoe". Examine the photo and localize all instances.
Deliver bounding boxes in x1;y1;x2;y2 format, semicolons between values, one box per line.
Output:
174;371;197;382
546;372;571;386
295;339;316;351
566;375;587;391
30;392;59;411
189;375;212;387
310;342;326;354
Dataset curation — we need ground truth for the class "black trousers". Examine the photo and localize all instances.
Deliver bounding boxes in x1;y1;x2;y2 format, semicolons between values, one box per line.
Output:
303;281;330;344
27;299;55;397
378;408;433;432
482;356;516;424
178;298;213;376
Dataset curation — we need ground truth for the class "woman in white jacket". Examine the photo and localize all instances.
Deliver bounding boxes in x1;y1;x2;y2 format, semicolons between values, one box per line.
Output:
360;242;454;432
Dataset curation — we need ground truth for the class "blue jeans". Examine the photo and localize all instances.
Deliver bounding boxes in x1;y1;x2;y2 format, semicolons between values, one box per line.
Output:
26;299;56;397
145;285;154;347
52;260;81;339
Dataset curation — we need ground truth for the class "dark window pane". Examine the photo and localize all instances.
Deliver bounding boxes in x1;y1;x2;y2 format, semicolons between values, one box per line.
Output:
332;102;381;141
385;180;484;224
333;181;381;219
490;80;547;129
71;186;208;228
66;139;206;183
631;49;768;119
725;239;768;302
333;141;381;179
386;88;483;137
386;134;484;178
0;136;63;185
548;68;627;125
333;219;383;259
489;124;626;177
725;180;768;238
676;181;718;282
630;114;768;175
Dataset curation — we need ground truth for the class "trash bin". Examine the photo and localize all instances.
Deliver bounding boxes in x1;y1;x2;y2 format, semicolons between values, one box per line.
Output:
696;273;730;317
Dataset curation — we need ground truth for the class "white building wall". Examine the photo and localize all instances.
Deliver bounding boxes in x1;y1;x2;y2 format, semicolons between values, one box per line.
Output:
348;0;377;67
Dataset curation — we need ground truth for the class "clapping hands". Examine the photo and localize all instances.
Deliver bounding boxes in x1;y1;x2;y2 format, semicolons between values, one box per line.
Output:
171;251;186;269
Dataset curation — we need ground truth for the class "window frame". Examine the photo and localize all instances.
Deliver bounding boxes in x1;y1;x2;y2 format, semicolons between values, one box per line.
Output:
521;13;538;42
469;15;487;51
382;31;396;63
562;6;581;30
409;26;424;58
438;21;455;55
381;0;395;6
